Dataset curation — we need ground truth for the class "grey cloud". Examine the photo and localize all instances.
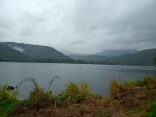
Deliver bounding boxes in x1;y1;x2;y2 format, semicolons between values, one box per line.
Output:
20;27;35;37
0;0;156;54
75;0;156;51
19;12;47;25
0;18;16;30
70;40;83;45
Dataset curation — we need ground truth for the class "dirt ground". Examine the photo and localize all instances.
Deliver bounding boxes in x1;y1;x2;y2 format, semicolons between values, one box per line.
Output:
8;87;156;117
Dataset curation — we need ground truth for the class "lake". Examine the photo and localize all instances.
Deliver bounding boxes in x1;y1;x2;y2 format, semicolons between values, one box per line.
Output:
0;62;156;100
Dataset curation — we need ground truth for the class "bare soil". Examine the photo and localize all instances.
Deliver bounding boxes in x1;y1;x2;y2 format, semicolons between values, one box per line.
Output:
8;87;156;117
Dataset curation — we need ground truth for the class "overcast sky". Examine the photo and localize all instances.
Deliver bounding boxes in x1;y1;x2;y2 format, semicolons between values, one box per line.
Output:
0;0;156;54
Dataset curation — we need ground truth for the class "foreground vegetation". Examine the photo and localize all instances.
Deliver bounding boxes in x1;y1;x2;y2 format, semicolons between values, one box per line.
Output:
1;76;156;117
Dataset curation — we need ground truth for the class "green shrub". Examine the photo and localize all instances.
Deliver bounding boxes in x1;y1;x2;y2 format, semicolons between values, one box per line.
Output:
0;98;19;116
120;76;156;89
0;85;18;101
145;102;156;117
109;80;123;100
28;77;60;102
18;77;60;102
28;85;53;102
55;82;92;103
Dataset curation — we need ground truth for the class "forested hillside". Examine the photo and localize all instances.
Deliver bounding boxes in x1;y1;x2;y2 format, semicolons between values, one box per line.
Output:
3;42;70;59
69;55;107;62
95;49;139;57
0;42;155;65
103;48;156;65
0;43;28;61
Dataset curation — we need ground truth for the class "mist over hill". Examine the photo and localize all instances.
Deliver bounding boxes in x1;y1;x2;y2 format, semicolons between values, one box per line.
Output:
95;49;139;57
3;42;70;59
61;51;89;56
69;55;107;62
62;49;156;65
0;43;28;61
0;42;155;65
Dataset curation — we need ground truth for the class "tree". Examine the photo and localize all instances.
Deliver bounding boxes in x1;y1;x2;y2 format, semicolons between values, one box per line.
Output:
154;58;156;65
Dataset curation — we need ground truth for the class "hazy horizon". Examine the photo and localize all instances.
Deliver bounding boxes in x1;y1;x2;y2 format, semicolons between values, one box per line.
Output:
2;41;155;55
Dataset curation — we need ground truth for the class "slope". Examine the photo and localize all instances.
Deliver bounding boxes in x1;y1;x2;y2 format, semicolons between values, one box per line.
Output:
105;48;156;65
0;43;28;61
4;42;70;59
95;49;139;57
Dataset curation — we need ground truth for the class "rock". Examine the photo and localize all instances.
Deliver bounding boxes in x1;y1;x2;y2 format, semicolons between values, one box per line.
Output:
7;86;14;90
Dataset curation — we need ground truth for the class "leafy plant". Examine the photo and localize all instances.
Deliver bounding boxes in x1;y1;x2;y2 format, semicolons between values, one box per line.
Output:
28;76;60;102
0;99;19;116
109;79;123;100
154;58;156;65
0;85;19;116
55;82;92;103
0;85;18;101
145;102;156;117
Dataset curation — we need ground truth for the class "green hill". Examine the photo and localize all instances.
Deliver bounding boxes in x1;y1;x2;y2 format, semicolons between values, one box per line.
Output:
0;42;155;65
3;42;70;59
0;43;28;61
69;55;107;62
104;48;156;65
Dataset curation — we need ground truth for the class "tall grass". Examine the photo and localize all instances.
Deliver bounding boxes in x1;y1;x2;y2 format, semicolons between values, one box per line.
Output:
18;76;60;102
0;85;18;101
109;76;156;100
55;82;92;103
145;102;156;117
109;79;124;100
2;75;156;116
120;76;156;89
0;85;19;116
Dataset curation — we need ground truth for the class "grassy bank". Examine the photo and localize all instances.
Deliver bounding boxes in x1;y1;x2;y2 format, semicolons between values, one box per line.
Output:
1;76;156;117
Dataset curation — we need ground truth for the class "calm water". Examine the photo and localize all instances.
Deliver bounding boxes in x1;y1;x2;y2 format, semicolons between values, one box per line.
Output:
0;62;156;100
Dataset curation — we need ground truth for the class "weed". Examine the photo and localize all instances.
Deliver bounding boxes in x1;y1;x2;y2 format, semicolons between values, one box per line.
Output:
0;84;19;116
109;79;124;100
94;110;101;115
65;82;79;96
76;105;83;112
28;76;60;102
120;76;156;89
111;99;118;104
17;76;60;102
0;85;18;101
18;77;37;89
55;82;92;103
19;99;32;106
142;77;156;89
145;102;156;117
48;76;60;91
28;85;54;102
0;98;19;116
126;105;137;113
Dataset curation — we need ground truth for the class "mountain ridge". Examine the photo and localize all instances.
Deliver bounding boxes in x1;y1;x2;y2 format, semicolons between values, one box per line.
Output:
0;43;28;61
95;49;139;57
0;42;155;65
3;42;70;59
103;48;156;65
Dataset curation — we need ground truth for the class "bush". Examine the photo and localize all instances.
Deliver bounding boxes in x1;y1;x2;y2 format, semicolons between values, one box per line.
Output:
0;85;18;101
18;77;60;102
55;82;92;103
29;85;53;102
109;80;124;100
0;85;19;116
145;102;156;117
